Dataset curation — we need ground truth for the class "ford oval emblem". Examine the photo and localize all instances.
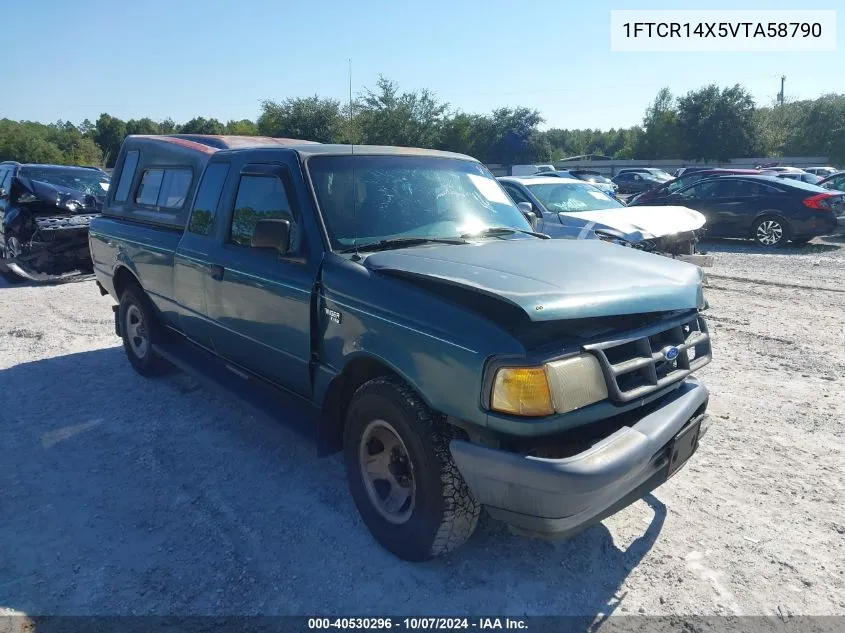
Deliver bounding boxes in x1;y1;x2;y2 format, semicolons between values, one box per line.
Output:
663;346;679;361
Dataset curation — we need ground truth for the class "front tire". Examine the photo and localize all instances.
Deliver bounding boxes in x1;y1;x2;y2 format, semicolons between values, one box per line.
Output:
343;376;481;561
1;233;27;284
753;216;790;248
118;283;164;377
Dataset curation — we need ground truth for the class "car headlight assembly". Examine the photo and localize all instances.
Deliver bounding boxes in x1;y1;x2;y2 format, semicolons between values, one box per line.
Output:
490;354;608;417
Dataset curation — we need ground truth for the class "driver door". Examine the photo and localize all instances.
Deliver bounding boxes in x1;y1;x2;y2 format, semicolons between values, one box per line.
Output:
203;161;315;396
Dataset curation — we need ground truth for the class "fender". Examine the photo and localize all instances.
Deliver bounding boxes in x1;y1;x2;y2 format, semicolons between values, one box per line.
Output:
315;350;432;457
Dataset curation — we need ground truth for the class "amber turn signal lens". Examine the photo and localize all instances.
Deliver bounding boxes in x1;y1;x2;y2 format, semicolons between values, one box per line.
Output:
491;367;554;417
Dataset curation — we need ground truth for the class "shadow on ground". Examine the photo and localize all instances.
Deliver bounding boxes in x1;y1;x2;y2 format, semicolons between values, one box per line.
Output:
1;348;667;621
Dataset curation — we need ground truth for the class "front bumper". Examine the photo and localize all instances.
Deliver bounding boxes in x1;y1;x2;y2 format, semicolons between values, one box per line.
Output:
0;217;93;281
450;378;709;537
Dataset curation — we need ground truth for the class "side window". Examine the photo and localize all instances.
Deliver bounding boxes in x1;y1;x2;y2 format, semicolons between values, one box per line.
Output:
157;170;192;208
0;168;10;192
229;174;301;253
679;181;718;199
136;169;164;206
135;168;192;209
114;150;140;202
751;181;782;195
727;180;763;197
188;163;230;236
502;183;531;205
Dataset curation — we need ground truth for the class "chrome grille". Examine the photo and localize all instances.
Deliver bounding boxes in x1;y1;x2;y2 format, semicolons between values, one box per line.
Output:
584;313;711;403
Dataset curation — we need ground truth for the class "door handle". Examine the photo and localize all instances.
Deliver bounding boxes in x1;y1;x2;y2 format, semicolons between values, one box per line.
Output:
208;264;225;281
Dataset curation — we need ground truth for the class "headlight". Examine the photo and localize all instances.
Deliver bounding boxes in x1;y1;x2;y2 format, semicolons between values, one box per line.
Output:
490;354;608;417
545;355;608;413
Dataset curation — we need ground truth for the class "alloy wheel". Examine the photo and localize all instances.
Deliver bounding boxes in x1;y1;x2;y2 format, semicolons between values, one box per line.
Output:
756;220;783;246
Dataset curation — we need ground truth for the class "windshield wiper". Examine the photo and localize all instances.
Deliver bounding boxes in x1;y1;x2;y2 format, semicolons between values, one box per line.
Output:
338;236;468;254
460;226;551;240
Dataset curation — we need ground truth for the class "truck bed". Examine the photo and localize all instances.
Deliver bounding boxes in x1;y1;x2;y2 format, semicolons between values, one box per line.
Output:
89;217;183;321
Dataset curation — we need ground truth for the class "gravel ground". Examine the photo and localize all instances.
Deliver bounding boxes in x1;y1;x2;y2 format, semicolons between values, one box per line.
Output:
1;236;843;621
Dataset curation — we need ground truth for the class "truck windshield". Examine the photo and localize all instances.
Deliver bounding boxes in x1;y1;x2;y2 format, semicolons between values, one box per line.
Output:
307;155;532;250
528;182;624;212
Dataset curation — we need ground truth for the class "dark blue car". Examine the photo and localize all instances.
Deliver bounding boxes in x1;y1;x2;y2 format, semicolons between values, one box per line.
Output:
633;174;845;247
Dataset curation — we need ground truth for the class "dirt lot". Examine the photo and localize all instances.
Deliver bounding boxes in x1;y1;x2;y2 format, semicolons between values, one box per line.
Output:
1;237;843;620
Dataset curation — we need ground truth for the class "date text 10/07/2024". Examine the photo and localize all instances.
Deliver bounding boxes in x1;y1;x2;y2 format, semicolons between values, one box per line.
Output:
307;618;528;630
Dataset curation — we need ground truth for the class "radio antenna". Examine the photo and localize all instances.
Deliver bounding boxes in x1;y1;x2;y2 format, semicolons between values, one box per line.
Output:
348;57;360;259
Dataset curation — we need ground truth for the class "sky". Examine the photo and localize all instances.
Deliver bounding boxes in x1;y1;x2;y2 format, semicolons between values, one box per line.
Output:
4;0;842;131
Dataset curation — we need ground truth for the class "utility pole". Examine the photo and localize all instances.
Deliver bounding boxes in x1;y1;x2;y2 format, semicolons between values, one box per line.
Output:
778;75;785;106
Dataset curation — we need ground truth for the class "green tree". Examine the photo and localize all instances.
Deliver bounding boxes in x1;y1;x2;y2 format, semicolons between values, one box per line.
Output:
225;118;258;135
356;76;448;148
125;117;161;136
0;119;64;164
480;107;546;164
179;117;225;135
635;88;682;159
676;84;756;161
94;113;126;167
159;118;178;134
257;96;343;142
783;94;845;158
438;112;491;159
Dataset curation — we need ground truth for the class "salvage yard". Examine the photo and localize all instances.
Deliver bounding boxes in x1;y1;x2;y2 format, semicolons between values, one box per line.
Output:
1;237;843;619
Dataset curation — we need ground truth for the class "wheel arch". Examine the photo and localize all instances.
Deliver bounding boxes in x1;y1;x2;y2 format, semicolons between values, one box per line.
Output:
317;353;432;457
112;265;142;300
751;209;792;236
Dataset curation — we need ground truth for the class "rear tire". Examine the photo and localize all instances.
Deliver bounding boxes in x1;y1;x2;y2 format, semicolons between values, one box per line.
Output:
753;216;790;248
343;376;481;561
118;283;164;377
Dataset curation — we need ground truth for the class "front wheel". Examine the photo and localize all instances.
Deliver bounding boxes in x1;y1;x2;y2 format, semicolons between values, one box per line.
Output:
343;376;481;561
753;216;790;248
1;234;27;284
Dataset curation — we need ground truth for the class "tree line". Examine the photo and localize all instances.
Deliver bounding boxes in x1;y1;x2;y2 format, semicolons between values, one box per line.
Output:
2;76;843;168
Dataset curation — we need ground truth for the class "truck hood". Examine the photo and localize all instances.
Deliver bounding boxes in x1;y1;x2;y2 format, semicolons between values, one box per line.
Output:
364;238;705;322
556;205;705;241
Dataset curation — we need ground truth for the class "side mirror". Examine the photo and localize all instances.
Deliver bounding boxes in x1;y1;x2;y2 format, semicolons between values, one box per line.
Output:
252;218;291;253
517;201;539;230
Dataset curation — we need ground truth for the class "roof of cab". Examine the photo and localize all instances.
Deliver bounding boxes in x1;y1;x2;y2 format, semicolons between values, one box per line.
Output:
123;135;477;163
216;143;477;161
165;134;320;149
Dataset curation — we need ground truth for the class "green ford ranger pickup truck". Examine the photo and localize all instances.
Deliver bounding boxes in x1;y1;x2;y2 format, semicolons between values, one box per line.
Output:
89;134;713;561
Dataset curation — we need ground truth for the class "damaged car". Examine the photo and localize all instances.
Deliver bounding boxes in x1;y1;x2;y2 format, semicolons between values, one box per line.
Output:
0;162;109;282
498;175;712;266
